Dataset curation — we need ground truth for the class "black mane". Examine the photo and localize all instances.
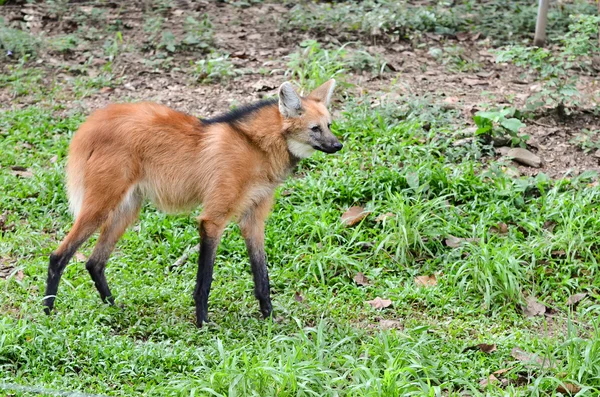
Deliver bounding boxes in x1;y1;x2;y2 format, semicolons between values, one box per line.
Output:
200;98;278;126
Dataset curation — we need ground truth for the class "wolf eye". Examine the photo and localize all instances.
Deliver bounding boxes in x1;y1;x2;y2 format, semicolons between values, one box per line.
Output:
311;125;321;132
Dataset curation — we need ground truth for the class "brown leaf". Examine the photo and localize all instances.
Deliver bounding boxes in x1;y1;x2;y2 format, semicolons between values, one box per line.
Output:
354;272;371;286
462;78;488;86
511;347;551;367
15;270;24;281
464;343;497;354
445;235;479;248
100;87;114;93
522;296;546;317
374;212;395;223
74;252;87;262
341;206;370;227
493;367;512;376
556;383;581;394
0;212;14;234
414;274;437;287
551;249;566;258
378;319;402;330
489;222;509;234
252;79;276;92
479;374;499;388
476;70;496;78
50;155;58;164
543;220;557;232
443;96;460;104
294;292;303;302
366;297;392;310
456;32;470;41
11;169;33;178
566;293;587;306
11;165;27;171
478;343;497;354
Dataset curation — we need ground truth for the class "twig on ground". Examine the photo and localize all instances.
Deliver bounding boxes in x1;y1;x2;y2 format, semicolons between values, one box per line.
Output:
170;243;200;270
530;119;554;128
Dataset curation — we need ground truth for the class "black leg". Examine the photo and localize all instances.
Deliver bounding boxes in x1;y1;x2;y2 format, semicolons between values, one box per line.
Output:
43;248;77;314
193;226;220;327
245;238;272;319
85;259;115;305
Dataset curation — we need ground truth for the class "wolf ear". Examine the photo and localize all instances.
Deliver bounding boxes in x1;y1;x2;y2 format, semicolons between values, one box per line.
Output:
279;82;303;118
308;79;336;106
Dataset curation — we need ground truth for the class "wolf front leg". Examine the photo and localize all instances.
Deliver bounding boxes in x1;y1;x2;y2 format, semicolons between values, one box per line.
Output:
239;197;274;320
193;217;225;327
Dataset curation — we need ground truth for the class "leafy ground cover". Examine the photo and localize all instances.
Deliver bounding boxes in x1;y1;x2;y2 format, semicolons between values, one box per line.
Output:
1;1;599;396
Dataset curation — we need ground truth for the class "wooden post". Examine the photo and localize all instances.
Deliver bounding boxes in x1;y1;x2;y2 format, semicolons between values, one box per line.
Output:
534;0;550;47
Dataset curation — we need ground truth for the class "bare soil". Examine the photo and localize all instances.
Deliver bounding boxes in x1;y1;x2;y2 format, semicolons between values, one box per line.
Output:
1;0;599;179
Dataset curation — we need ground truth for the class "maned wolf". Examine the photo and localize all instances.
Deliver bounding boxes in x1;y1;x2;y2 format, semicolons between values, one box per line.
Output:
43;79;342;326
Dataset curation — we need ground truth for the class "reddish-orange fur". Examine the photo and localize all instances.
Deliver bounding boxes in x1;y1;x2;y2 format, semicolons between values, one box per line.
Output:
44;80;340;326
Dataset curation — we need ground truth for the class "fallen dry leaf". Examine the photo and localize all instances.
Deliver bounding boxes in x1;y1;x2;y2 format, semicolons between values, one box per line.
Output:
456;32;470;41
464;343;497;354
0;212;14;234
479;343;498;354
366;297;392;310
511;347;540;364
341;206;370;227
252;79;276;92
493;367;512;376
445;235;479;248
74;252;87;262
522;296;546;317
479;374;499;388
511;347;553;367
15;270;24;281
0;259;14;279
294;292;304;302
566;293;587;306
50;155;58;164
556;383;581;394
374;212;395;223
443;96;460;104
378;319;402;330
414;274;437;287
463;78;488;86
11;169;33;178
100;87;114;93
354;272;371;286
543;220;557;232
489;222;509;234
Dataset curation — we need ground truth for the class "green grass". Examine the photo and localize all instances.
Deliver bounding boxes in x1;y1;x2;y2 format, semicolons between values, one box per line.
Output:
1;94;599;396
0;1;599;394
284;0;598;45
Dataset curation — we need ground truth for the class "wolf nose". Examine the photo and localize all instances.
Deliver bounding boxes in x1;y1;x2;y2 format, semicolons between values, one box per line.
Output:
332;142;343;151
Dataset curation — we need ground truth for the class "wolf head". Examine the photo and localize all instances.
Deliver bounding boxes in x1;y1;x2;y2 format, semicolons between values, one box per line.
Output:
279;79;343;158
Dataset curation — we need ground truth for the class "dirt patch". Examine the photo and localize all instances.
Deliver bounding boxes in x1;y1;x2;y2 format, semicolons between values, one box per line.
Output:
1;0;598;179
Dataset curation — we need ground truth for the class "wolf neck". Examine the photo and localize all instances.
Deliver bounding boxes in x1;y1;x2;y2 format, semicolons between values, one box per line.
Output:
230;104;297;174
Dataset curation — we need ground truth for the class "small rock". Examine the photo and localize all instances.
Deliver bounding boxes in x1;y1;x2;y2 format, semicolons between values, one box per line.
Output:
492;135;512;147
495;146;511;156
591;56;600;72
507;148;542;168
593;149;600;159
452;137;474;147
252;80;276;92
124;83;136;91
